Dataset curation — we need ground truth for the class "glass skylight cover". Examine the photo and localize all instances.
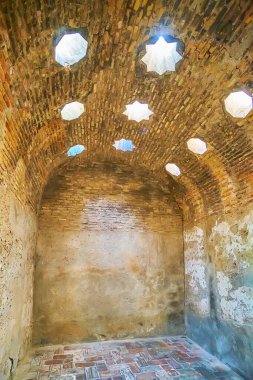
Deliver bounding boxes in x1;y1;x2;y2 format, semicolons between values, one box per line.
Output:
141;37;182;75
61;101;85;121
165;163;181;176
224;91;252;118
113;139;135;151
67;144;85;157
55;33;88;66
123;101;153;122
187;138;207;155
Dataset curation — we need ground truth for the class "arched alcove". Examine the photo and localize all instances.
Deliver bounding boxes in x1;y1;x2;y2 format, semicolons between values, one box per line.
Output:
33;162;184;344
0;1;253;379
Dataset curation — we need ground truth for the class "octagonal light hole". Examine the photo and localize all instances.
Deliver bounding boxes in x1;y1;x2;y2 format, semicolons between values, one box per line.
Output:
67;144;85;157
141;36;183;75
113;139;135;151
187;138;207;155
55;32;88;67
165;163;181;176
61;101;85;121
123;101;153;123
224;91;252;118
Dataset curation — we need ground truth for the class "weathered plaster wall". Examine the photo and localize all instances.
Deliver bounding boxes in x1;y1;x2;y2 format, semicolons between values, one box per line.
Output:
184;207;253;379
0;186;37;380
33;164;184;345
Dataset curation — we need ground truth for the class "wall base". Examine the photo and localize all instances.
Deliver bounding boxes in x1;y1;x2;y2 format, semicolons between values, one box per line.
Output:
186;311;253;379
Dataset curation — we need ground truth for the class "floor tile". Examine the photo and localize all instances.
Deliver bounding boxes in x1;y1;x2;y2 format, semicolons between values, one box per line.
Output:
14;336;243;380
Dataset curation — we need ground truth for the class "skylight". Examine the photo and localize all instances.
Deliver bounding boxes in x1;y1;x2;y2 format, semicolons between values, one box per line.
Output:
187;138;207;155
123;101;153;122
224;91;252;118
61;101;85;121
55;33;88;67
141;37;183;75
113;139;135;151
67;144;85;157
165;163;181;176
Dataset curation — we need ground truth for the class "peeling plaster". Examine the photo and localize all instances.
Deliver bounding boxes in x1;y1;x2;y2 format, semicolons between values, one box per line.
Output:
185;211;253;327
210;211;253;269
0;188;37;379
209;212;253;325
217;272;253;325
184;227;207;294
184;227;210;315
198;298;210;314
185;210;253;379
185;259;207;291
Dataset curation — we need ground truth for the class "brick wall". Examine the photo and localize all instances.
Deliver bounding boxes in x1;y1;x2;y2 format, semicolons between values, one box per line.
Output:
0;1;252;379
0;1;252;215
33;163;184;344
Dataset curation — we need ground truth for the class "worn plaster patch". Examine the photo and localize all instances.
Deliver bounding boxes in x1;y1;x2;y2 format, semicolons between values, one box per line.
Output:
184;226;204;248
184;227;206;278
217;272;253;324
0;189;37;379
184;227;210;316
216;272;232;298
198;298;210;314
210;211;253;269
185;259;207;291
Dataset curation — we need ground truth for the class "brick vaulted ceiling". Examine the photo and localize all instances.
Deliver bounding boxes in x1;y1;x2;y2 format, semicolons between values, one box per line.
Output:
0;0;252;218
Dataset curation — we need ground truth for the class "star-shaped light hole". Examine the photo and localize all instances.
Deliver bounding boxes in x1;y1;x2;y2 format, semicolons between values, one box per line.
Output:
55;33;88;67
61;101;85;121
224;91;252;118
113;139;135;152
67;144;85;157
165;163;181;177
123;101;153;122
141;36;183;75
187;138;207;155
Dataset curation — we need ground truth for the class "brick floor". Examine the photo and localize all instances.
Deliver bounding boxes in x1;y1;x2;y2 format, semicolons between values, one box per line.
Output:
14;336;243;379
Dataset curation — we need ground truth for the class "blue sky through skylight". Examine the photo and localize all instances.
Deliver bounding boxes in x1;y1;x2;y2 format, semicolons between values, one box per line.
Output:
67;144;85;157
113;139;135;151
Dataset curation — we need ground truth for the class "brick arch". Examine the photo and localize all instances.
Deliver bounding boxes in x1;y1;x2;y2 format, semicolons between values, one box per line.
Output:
0;1;252;221
1;2;253;378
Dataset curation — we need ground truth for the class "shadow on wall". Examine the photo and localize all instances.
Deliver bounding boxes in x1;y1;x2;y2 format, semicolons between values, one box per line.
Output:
186;312;253;379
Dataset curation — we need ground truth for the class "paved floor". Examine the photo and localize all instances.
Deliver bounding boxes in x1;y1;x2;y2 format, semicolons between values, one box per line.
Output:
15;336;243;380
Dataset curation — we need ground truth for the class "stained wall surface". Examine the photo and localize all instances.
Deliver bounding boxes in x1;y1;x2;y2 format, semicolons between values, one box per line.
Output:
184;206;253;379
0;187;37;380
0;1;252;379
33;164;184;345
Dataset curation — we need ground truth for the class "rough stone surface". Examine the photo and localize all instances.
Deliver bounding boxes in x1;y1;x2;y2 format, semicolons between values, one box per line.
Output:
33;163;184;344
0;186;37;380
184;208;253;379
